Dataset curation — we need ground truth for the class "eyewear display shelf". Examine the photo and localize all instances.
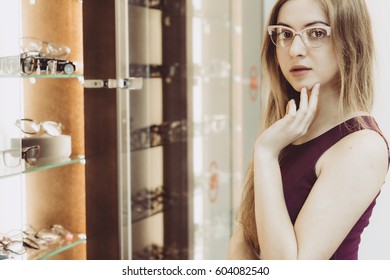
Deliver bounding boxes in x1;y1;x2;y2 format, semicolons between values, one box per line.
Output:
0;72;86;260
0;73;82;79
0;1;86;260
0;155;86;180
28;234;86;260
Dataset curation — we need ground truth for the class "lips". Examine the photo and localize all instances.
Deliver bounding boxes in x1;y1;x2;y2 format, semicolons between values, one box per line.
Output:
290;65;312;72
289;65;312;77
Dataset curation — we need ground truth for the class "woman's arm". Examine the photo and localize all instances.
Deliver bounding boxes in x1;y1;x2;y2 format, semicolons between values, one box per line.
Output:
253;85;320;259
254;152;298;259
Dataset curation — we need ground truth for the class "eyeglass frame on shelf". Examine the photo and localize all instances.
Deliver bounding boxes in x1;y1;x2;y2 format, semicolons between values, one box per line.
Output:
0;233;40;256
130;120;187;151
0;224;72;257
15;118;62;137
132;186;165;214
20;52;76;75
19;37;71;58
1;145;40;167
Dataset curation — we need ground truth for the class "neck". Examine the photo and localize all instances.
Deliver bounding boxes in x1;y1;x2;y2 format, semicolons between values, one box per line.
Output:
311;85;342;128
294;85;349;144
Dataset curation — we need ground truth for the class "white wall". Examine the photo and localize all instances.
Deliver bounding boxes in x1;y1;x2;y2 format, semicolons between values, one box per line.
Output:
0;0;26;240
359;0;390;260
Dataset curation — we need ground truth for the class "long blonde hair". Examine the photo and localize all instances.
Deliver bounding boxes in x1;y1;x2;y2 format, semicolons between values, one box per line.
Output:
237;0;375;257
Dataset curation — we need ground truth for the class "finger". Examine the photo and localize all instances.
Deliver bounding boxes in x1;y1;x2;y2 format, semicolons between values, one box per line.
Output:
306;83;320;117
308;83;320;104
292;87;308;126
299;87;308;112
302;83;321;128
285;100;290;116
287;99;297;116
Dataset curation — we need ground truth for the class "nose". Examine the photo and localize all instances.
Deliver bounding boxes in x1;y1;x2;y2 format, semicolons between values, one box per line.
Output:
289;35;307;57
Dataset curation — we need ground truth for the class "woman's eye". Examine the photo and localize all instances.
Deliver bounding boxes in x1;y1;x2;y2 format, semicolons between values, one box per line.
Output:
279;30;293;39
308;28;327;39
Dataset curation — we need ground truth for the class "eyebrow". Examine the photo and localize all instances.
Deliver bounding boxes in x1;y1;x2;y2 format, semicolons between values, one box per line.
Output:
276;21;330;28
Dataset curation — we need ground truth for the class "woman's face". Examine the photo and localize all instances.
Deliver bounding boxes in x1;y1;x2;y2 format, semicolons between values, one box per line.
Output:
275;0;339;93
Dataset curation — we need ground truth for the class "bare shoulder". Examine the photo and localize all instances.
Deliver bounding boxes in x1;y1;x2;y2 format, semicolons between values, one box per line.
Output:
333;129;388;161
318;129;389;184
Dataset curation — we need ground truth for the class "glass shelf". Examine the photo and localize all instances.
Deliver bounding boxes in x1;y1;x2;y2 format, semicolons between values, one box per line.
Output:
28;233;87;260
0;155;86;179
25;155;86;173
128;0;164;10
132;208;164;224
0;73;83;79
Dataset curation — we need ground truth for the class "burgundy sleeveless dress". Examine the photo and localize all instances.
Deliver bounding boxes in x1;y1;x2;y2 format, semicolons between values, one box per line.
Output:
279;116;389;260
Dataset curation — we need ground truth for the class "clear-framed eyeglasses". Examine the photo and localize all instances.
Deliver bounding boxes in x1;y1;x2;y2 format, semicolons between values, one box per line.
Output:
19;37;71;58
0;231;40;257
15;118;62;136
267;25;331;48
1;145;40;167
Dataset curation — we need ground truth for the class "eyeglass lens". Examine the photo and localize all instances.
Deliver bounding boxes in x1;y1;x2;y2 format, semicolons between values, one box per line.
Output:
22;145;40;165
21;56;35;74
41;121;62;136
0;56;20;75
3;240;26;255
2;149;21;167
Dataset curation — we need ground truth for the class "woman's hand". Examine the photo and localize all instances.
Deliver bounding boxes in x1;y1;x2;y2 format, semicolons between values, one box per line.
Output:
255;83;320;158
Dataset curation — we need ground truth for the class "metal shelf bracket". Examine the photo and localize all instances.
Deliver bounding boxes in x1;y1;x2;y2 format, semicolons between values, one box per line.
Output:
83;77;143;90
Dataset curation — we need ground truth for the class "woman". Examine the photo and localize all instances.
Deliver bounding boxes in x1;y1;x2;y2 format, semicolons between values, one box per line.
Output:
229;0;389;260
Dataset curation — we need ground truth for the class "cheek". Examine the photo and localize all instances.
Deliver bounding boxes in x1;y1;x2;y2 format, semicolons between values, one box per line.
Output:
319;52;339;81
325;46;338;66
276;51;289;75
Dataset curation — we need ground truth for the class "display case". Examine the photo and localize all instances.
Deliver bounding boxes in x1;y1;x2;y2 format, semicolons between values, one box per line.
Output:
83;0;189;260
0;0;86;260
82;0;265;260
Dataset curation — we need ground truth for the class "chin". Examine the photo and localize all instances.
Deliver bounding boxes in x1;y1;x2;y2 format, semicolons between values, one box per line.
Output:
290;81;317;93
